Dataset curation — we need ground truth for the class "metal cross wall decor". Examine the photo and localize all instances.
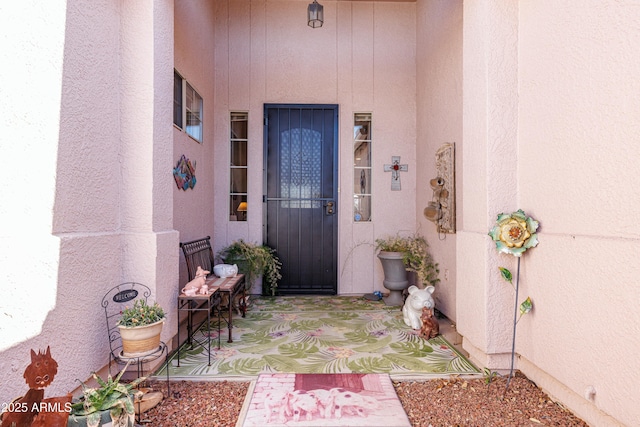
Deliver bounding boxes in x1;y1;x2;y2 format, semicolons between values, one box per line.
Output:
383;156;408;191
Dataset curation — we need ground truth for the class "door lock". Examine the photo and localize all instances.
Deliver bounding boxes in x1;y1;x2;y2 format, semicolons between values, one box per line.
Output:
325;201;335;215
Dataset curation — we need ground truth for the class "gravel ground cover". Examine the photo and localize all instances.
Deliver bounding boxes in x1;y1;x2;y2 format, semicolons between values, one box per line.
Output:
143;371;587;427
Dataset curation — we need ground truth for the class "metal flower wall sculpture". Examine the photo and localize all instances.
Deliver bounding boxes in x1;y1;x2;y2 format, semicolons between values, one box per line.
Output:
489;209;539;392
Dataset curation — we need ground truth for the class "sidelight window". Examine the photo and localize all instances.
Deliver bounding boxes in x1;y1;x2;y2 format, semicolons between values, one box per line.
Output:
230;112;248;221
353;113;372;221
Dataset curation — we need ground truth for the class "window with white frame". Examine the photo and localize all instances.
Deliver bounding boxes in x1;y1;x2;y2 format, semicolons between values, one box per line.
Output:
354;113;372;221
174;70;203;143
230;112;248;221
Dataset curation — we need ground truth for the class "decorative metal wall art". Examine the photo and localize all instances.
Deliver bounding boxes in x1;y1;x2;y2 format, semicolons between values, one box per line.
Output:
424;143;455;233
173;155;196;190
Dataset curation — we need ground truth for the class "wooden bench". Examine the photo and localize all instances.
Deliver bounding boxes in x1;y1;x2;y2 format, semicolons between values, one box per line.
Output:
179;236;246;343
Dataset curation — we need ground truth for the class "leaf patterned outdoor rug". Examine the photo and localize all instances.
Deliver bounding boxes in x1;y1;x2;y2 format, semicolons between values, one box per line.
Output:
158;296;479;380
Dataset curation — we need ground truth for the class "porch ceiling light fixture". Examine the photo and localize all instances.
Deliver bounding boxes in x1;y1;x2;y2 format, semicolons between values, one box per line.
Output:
308;0;324;28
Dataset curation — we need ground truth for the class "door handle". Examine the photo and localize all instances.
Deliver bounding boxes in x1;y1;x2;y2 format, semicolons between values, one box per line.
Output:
325;201;335;215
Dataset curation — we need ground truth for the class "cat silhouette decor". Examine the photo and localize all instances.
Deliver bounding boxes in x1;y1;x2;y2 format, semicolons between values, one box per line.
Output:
1;346;72;427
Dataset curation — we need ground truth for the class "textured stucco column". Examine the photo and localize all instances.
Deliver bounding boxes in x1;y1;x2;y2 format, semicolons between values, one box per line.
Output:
120;0;179;343
0;0;177;403
457;0;519;369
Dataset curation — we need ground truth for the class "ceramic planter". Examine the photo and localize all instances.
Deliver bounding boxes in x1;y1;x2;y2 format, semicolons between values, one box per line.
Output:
67;410;134;427
118;319;164;357
377;251;409;306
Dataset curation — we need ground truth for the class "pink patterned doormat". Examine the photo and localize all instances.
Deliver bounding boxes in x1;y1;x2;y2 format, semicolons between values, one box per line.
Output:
237;373;411;427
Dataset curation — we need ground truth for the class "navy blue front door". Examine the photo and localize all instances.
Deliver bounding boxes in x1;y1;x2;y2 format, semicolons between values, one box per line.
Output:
263;104;338;295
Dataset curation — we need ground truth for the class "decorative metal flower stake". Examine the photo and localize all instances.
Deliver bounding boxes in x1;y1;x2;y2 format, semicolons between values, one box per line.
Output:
489;209;539;393
488;209;539;257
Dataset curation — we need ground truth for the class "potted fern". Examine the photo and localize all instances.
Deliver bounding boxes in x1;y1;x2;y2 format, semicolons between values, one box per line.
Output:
117;299;165;357
217;239;282;296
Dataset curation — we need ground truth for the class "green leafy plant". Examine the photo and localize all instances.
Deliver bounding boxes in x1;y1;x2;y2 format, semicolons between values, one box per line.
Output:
69;361;144;425
218;239;282;296
375;233;439;287
483;367;502;385
118;299;165;327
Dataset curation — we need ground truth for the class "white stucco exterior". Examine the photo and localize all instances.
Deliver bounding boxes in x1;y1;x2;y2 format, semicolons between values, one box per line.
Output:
1;1;638;425
0;0;179;403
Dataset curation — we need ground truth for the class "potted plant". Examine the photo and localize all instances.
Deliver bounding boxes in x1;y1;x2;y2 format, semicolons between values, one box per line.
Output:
375;233;440;305
217;239;282;296
68;361;143;427
117;299;165;357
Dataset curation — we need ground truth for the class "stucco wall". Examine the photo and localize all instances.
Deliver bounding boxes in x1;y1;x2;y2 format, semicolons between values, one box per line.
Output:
517;1;640;425
0;1;67;362
457;1;640;425
458;0;520;366
211;0;417;296
0;0;177;404
173;0;217;289
415;0;463;321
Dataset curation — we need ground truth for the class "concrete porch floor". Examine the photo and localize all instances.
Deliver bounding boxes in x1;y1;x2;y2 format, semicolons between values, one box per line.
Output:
435;313;468;358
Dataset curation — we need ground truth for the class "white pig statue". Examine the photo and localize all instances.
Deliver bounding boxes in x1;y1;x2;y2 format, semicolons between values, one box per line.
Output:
402;285;435;329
